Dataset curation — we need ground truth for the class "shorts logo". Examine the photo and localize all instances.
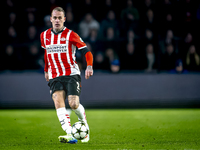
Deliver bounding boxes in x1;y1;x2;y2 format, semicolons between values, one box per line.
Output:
60;37;66;41
76;82;80;92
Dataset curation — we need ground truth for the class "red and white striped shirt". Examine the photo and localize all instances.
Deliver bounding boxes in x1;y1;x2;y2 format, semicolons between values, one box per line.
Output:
40;27;87;80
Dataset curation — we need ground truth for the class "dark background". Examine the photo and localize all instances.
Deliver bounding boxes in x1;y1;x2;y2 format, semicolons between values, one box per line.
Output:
1;0;200;108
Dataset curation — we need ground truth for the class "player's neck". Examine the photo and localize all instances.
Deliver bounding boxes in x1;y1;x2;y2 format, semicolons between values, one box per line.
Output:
53;26;64;34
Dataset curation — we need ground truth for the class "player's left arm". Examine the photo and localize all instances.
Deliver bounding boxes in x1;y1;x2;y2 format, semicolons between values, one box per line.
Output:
79;47;93;79
70;31;94;79
83;49;93;79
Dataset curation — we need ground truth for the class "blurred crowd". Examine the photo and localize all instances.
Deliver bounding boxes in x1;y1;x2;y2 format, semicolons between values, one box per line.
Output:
2;0;200;73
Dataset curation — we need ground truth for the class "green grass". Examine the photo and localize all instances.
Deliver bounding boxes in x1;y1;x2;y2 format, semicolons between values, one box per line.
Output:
0;109;200;150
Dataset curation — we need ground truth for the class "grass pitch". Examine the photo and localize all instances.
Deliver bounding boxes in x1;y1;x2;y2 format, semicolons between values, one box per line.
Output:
0;109;200;150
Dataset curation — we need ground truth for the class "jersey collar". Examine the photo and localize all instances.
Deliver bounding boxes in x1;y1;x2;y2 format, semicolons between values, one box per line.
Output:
51;26;66;35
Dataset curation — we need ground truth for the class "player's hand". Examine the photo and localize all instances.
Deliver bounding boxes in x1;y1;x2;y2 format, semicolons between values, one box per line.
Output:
45;72;49;82
85;66;93;79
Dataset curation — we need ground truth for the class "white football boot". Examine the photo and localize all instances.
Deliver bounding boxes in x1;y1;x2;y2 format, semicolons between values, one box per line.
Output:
80;120;90;143
81;134;90;143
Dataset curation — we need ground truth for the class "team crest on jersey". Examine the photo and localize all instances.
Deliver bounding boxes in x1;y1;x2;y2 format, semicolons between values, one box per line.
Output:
60;37;66;41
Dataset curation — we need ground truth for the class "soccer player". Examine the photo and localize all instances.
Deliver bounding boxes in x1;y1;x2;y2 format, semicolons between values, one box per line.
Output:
40;7;93;144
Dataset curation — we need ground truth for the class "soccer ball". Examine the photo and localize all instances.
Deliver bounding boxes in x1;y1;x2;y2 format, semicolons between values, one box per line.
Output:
71;121;89;140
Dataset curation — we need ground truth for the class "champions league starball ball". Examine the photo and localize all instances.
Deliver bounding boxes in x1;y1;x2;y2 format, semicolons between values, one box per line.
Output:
71;121;89;140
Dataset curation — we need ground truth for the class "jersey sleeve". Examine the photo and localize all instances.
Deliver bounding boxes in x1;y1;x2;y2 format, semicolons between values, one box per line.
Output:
85;51;93;66
40;32;48;72
69;31;87;50
40;32;46;49
44;49;48;72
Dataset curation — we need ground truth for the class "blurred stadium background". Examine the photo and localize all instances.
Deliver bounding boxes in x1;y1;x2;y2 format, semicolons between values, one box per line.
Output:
1;0;200;109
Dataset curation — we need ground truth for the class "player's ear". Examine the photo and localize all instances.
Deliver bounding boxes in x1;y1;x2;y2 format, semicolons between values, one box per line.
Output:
64;17;66;22
50;16;53;22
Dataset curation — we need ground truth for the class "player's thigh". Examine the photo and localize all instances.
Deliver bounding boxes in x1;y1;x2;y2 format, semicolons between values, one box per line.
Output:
52;90;66;101
48;79;66;100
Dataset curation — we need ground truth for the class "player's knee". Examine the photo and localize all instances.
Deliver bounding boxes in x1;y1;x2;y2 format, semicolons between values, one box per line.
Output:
70;102;79;109
69;100;79;109
68;95;79;109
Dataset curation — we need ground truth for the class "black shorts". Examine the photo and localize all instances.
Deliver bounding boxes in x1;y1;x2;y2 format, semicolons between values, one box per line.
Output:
48;75;81;97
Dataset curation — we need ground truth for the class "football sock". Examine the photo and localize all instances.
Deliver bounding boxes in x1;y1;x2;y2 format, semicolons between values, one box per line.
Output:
73;104;87;122
56;107;72;134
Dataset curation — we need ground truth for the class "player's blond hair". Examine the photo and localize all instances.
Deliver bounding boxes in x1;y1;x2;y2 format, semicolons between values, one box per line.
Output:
51;7;65;16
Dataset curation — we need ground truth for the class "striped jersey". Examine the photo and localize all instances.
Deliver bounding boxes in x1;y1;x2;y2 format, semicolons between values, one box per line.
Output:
40;27;87;80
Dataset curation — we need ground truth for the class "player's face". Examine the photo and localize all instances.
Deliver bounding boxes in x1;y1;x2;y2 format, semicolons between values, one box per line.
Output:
50;10;66;31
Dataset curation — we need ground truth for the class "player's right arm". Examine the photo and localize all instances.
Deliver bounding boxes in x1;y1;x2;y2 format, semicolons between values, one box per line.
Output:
44;50;49;81
40;32;49;81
